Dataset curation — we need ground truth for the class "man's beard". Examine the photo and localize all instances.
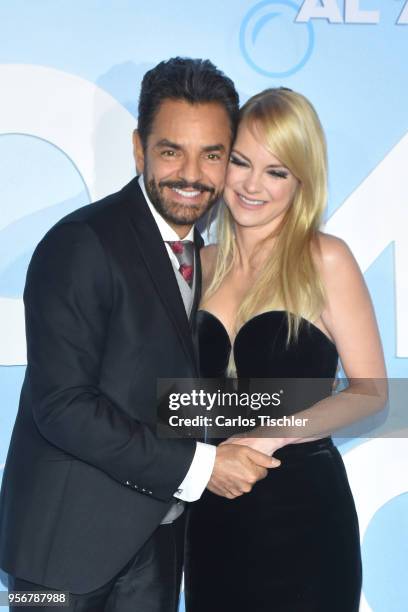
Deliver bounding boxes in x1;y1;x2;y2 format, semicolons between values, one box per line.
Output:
145;174;221;226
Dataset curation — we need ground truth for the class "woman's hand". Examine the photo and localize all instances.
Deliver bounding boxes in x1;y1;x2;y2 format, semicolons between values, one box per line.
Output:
220;431;285;459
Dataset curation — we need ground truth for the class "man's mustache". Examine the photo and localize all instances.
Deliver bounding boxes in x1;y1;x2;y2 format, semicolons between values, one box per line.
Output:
159;180;215;194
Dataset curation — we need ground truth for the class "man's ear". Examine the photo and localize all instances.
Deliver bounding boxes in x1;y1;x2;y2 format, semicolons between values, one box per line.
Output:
132;129;145;174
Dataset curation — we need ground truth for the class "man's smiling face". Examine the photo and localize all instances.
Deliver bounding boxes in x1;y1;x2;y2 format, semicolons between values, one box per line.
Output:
133;98;232;236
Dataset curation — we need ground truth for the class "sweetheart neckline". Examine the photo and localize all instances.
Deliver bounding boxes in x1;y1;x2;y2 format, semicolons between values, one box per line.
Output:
197;309;337;351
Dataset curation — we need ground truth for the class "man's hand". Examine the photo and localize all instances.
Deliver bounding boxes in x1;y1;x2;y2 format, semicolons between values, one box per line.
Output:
207;444;280;499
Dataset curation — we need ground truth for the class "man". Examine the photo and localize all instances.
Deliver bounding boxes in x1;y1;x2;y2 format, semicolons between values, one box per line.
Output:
0;57;277;612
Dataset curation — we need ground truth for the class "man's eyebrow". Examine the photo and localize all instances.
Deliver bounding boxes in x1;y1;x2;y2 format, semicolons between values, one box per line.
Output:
154;140;226;153
155;139;182;150
202;144;226;153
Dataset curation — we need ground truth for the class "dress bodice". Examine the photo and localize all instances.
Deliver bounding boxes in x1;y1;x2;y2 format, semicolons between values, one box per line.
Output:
197;310;338;379
187;312;361;612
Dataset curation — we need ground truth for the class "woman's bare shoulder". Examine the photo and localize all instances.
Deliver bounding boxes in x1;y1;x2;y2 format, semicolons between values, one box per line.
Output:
313;232;356;271
314;231;367;316
313;237;385;379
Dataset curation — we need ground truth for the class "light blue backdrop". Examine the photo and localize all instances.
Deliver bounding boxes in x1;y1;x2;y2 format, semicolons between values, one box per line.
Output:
0;2;407;610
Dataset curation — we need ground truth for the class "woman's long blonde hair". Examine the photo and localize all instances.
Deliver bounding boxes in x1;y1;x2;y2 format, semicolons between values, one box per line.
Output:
205;87;328;341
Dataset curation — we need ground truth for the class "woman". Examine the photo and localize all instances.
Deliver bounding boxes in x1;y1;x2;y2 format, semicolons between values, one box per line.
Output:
185;88;386;612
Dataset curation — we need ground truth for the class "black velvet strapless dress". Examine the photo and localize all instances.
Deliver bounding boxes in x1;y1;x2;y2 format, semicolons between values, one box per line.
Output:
184;311;362;612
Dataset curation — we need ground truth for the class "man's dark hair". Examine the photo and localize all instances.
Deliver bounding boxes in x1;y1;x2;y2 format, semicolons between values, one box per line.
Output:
137;57;239;148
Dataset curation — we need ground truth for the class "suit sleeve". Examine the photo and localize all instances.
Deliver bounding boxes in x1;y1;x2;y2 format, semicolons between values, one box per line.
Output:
24;221;196;502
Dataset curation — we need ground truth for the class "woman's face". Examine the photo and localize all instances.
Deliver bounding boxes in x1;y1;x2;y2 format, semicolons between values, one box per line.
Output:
224;121;299;232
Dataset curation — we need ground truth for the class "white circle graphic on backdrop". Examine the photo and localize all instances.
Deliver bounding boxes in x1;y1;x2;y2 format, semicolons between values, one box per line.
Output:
343;437;408;611
0;64;136;365
240;0;314;77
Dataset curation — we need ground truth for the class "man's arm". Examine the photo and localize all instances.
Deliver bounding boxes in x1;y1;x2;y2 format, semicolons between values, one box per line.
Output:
174;441;280;501
24;221;195;502
174;442;216;501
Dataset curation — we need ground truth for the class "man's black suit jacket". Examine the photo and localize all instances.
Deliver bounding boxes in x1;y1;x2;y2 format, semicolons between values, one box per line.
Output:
0;178;202;593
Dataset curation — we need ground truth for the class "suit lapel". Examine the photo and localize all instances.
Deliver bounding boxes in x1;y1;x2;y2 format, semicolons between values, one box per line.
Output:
191;229;203;322
190;228;203;370
122;179;199;373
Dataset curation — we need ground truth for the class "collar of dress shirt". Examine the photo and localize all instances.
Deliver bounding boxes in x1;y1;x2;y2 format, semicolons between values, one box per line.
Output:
138;175;195;243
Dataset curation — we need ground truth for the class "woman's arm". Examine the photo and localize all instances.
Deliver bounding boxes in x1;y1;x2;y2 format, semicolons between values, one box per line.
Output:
222;234;387;454
318;233;385;379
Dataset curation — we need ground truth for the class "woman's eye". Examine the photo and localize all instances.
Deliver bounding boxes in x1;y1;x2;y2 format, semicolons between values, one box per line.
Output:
229;155;247;167
268;170;288;179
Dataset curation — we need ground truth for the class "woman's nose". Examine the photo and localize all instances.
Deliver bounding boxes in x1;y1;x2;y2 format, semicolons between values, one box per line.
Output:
242;171;263;194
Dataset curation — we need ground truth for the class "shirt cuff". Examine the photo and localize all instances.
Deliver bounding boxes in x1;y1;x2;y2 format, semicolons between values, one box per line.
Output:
173;442;216;502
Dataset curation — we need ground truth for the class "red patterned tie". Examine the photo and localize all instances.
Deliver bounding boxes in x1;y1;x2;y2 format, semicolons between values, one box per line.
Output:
166;240;194;287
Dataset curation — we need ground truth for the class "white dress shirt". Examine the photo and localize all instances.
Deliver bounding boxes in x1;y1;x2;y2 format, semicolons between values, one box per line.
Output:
138;176;216;508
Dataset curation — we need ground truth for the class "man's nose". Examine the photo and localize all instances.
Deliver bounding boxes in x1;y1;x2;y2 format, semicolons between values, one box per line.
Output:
178;154;202;184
